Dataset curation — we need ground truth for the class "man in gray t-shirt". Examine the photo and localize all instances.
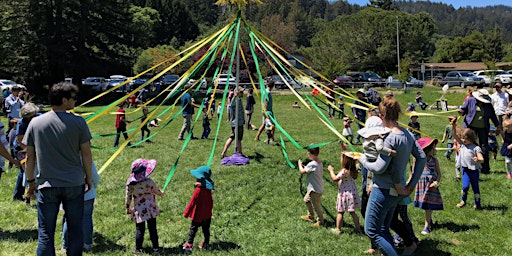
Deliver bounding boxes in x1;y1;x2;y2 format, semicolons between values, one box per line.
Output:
24;82;93;256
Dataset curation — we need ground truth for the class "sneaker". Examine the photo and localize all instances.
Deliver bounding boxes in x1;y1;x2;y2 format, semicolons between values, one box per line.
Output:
183;243;193;252
330;228;341;234
507;173;512;179
198;242;209;250
311;221;323;227
300;215;315;222
421;227;430;235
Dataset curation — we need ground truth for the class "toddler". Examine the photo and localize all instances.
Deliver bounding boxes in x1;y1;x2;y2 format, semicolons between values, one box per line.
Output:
452;121;483;209
441;116;456;161
406;102;416;112
125;158;164;254
298;146;324;227
328;152;361;234
183;166;214;252
414;137;444;235
264;112;275;144
356;115;394;162
342;117;353;144
216;102;222;119
408;114;421;140
500;119;512;179
201;108;211;139
140;107;151;142
337;95;345;119
488;126;498;160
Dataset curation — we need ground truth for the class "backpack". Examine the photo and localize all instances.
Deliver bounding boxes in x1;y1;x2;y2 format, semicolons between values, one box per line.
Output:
369;89;381;106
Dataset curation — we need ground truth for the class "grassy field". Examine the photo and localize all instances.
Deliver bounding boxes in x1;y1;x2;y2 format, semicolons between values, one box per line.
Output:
0;85;511;255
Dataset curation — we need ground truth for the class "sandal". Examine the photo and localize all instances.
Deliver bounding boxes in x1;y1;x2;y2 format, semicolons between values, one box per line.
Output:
456;201;466;208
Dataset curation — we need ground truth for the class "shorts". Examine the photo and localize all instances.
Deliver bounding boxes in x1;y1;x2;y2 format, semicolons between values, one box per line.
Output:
229;126;244;140
262;111;274;124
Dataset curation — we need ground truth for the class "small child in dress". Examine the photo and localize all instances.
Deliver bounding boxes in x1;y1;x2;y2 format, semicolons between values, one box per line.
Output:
201;108;211;139
125;159;164;254
441;115;456;161
342;117;353;144
500;119;512;179
298;146;324;227
488;126;498;160
182;166;214;252
452;121;483;209
414;137;444;235
328;151;361;234
408;114;421;140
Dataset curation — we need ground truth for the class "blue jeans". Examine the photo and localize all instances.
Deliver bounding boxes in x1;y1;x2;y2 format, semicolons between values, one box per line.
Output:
364;188;401;256
13;170;25;200
461;167;480;207
62;198;95;250
444;142;454;159
36;185;84;256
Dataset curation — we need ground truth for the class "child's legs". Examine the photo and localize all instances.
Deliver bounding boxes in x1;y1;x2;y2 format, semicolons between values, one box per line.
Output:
461;168;471;202
135;221;146;250
201;219;211;244
303;191;315;218
310;192;324;223
467;170;481;206
425;210;432;228
445;143;453;158
506;156;512;175
147;218;159;249
349;211;361;230
397;205;415;240
187;221;201;244
391;205;414;247
336;212;344;229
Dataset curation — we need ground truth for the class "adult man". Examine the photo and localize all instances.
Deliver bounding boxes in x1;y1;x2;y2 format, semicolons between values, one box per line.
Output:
490;82;509;126
352;89;368;144
25;82;93;256
178;85;200;140
5;86;26;120
254;81;274;141
221;88;245;158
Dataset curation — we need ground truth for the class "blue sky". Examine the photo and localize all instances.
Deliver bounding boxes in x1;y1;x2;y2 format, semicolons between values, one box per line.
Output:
338;0;511;8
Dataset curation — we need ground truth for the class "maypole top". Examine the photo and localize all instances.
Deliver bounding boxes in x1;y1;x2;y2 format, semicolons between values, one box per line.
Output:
215;0;263;9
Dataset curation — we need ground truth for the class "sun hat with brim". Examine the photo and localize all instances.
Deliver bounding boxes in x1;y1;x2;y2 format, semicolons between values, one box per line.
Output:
126;158;157;185
343;151;362;159
471;91;490;103
357;116;391;138
190;165;214;190
357;89;365;95
417;137;438;150
409;112;419;118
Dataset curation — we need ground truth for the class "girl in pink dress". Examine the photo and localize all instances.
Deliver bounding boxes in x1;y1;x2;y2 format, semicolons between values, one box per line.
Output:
328;152;361;234
125;158;164;254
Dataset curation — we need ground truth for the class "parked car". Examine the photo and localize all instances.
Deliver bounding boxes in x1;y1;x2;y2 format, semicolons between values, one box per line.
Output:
108;75;128;91
0;79;26;92
385;76;404;88
160;74;180;87
131;78;150;90
406;77;424;88
213;73;236;87
492;70;512;85
267;75;298;89
349;72;385;87
444;71;484;88
82;77;108;92
332;75;352;88
473;70;494;85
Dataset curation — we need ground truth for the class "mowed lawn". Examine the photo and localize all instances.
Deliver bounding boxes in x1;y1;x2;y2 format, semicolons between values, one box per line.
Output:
0;85;511;255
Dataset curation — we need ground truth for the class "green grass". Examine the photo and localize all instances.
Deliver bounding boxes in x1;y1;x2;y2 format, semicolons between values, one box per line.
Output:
0;85;511;255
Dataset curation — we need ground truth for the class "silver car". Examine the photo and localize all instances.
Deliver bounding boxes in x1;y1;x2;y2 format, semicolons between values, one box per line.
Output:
444;71;484;88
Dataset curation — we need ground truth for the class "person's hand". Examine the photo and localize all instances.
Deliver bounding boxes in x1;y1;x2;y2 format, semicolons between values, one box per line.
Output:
26;183;37;199
441;139;445;143
428;181;439;188
157;190;164;196
472;156;478;162
508;144;512;150
328;165;334;172
126;208;132;214
11;159;21;168
84;177;93;193
298;159;303;167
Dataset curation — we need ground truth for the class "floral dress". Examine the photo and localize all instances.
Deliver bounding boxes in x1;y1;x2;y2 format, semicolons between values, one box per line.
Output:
336;169;361;212
125;178;161;223
414;157;444;210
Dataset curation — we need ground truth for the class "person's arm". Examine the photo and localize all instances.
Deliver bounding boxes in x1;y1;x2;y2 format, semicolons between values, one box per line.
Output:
405;139;427;190
328;165;341;182
125;185;132;214
429;158;442;188
359;153;392;175
298;160;307;174
184;187;200;218
375;137;393;156
441;126;447;143
25;145;37;197
452;123;461;145
80;141;93;192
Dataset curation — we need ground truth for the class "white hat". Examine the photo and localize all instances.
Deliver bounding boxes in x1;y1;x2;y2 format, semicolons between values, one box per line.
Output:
472;91;490;104
357;88;365;95
357;116;391;138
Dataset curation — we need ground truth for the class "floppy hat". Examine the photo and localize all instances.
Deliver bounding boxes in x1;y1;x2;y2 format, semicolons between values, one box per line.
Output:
343;151;362;159
190;165;214;190
126;158;157;185
417;137;438;150
471;91;490;103
410;111;419;118
20;102;39;118
357;116;391;138
408;102;414;107
357;88;365;95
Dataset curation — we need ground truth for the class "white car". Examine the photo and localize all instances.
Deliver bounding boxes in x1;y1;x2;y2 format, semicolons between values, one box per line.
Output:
82;77;108;92
213;74;236;87
0;79;27;92
474;70;512;85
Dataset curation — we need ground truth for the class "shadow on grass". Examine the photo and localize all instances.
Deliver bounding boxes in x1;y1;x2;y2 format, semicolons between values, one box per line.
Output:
0;228;37;242
248;152;264;163
481;204;508;214
435;221;479;233
158;241;241;254
90;232;125;253
410;238;452;256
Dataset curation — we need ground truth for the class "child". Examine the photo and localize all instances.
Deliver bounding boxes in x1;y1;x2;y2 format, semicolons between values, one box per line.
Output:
298;146;324;227
342;117;353;144
453;126;463;182
328;152;361;234
125;159;164;254
264;111;274;144
408;114;421;140
292;101;301;108
182;166;214;252
414;137;444;235
216;102;222;119
114;102;132;147
416;91;428;110
149;118;159;127
337;95;345;119
7;118;18;169
500;119;512;179
356;115;395;162
140;107;152;142
452;121;483;209
406;102;415;112
201;108;211;139
488;126;498;160
441;116;456;161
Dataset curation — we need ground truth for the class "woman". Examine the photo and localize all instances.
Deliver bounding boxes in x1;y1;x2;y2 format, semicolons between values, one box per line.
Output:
359;95;426;256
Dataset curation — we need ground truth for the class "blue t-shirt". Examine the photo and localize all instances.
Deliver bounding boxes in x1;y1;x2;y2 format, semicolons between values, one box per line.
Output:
181;93;194;115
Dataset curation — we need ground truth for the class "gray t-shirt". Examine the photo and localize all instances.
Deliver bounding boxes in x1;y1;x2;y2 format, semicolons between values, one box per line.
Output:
459;144;482;170
23;111;92;188
305;160;324;193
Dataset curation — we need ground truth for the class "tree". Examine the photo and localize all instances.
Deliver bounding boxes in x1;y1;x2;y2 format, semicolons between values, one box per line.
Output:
261;15;298;52
133;45;179;74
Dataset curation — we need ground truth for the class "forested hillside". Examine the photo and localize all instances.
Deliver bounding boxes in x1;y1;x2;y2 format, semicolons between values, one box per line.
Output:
1;0;511;92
